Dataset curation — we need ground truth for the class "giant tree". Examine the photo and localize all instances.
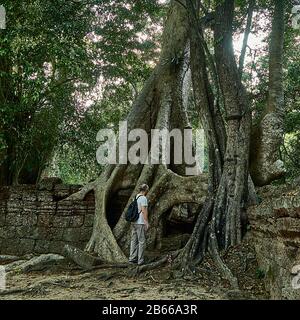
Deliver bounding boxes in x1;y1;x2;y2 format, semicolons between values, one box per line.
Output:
63;0;287;287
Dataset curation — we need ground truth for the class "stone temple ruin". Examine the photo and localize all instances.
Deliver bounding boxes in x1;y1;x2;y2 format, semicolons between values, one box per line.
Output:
0;179;95;256
0;178;299;299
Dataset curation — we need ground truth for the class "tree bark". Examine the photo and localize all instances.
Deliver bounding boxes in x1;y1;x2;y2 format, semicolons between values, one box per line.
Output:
173;0;252;288
239;0;256;77
250;0;286;186
213;0;252;248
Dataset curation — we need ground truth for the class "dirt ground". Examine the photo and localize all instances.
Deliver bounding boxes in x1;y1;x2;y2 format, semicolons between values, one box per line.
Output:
1;268;222;300
0;266;266;300
0;235;268;300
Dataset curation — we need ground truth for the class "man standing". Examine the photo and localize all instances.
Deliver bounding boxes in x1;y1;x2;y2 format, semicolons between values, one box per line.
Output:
129;184;149;266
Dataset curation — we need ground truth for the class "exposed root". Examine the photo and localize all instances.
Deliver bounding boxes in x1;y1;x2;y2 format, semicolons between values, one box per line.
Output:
208;234;239;289
0;288;29;296
5;254;65;273
84;166;129;263
129;250;181;277
0;255;23;263
63;244;102;270
172;193;240;289
65;180;97;201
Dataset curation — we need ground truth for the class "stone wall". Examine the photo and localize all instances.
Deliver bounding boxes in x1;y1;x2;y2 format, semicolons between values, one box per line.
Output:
1;179;300;300
248;184;300;300
0;181;95;256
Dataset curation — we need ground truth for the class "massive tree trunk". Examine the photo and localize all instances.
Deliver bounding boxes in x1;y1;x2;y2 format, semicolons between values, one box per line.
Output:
67;0;208;263
67;0;254;288
172;0;252;287
250;0;286;186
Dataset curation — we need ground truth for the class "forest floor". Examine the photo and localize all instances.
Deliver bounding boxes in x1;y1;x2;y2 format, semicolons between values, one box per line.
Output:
0;234;268;300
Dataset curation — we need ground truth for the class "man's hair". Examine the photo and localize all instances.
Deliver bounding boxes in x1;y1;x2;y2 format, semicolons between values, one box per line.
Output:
139;184;149;192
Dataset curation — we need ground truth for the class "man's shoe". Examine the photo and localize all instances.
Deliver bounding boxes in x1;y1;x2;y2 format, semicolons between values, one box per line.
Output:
129;260;138;264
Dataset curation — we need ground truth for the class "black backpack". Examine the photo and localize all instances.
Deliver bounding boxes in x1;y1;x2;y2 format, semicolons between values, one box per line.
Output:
125;195;142;222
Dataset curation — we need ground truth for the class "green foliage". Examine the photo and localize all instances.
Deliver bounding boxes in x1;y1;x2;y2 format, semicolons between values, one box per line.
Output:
241;2;300;182
1;0;299;185
255;268;265;279
0;0;99;184
46;1;164;184
0;0;164;184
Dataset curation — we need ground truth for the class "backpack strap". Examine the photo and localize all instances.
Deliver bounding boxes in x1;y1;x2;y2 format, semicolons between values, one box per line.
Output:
135;194;143;214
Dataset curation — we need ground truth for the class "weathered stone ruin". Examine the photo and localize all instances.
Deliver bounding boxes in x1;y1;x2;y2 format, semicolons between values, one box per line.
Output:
0;180;95;255
248;184;300;299
0;178;300;299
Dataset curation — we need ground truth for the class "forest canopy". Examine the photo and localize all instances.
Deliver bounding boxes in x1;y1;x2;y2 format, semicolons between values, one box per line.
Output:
1;0;299;186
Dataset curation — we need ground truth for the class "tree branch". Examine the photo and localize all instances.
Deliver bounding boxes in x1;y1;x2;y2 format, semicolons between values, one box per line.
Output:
239;0;256;77
174;0;187;10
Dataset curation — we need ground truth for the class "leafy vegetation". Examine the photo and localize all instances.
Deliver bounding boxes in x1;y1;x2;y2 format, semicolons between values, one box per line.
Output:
0;0;299;186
